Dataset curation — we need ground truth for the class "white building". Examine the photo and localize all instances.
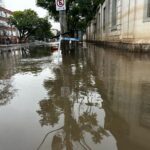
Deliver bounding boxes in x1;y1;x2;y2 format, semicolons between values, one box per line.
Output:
86;0;150;51
0;0;19;44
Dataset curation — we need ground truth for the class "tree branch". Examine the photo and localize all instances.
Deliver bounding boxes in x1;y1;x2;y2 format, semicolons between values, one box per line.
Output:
36;126;64;150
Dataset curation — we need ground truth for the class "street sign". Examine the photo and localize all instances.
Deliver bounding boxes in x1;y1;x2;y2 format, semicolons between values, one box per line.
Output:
55;0;66;11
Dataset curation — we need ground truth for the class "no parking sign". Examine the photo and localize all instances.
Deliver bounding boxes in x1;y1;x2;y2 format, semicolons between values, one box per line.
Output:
55;0;66;11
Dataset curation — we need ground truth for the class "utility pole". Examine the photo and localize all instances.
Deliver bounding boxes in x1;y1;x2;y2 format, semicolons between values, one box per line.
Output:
56;0;68;53
56;0;67;35
59;10;67;35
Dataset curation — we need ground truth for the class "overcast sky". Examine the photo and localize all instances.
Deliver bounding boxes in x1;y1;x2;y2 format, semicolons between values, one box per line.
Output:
4;0;60;29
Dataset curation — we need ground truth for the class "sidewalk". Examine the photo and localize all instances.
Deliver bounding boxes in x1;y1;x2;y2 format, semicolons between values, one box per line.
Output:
0;41;52;52
0;43;31;47
0;43;30;52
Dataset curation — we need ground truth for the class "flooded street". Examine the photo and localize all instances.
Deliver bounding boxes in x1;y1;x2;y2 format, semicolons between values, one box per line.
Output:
0;44;150;150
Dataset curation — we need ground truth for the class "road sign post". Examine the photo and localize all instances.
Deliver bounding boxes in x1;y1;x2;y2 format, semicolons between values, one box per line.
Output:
55;0;67;34
56;0;66;11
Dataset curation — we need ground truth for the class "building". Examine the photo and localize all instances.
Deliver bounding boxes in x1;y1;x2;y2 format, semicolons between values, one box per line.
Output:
0;1;18;44
86;0;150;51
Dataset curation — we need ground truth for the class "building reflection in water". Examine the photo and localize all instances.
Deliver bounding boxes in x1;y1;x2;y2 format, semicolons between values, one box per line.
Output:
37;49;117;150
0;51;20;106
86;44;150;150
1;44;149;150
0;46;51;106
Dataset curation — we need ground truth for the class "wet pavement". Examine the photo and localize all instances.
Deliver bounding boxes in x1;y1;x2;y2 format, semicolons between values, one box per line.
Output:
0;44;150;150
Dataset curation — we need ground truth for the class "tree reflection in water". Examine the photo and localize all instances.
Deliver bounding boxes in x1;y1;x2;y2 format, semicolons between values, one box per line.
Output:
0;53;17;106
0;80;15;106
37;49;109;150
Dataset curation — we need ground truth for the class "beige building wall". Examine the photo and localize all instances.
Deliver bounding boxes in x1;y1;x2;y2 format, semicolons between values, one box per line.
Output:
134;0;150;43
86;0;150;44
121;0;135;41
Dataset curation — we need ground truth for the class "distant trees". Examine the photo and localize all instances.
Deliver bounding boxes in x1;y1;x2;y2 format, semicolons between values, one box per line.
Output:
36;0;104;35
32;17;53;41
9;9;53;43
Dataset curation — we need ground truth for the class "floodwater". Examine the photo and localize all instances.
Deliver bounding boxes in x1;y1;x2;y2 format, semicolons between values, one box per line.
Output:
0;44;150;150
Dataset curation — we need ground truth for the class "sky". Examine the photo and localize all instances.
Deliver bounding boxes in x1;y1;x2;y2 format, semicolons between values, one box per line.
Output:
3;0;60;30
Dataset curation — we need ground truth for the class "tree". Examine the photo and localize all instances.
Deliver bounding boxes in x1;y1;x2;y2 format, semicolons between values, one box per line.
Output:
9;9;38;42
36;0;104;36
33;17;53;41
9;9;52;43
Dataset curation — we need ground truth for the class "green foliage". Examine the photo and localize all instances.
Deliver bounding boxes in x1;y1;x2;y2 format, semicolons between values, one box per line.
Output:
36;0;104;33
33;17;53;41
9;9;52;42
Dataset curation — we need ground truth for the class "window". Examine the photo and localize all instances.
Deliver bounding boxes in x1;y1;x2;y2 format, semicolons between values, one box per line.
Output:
12;31;15;36
0;30;3;35
144;0;150;21
112;0;117;27
98;13;101;33
147;0;150;17
103;7;106;31
0;11;2;17
0;20;5;26
5;12;7;17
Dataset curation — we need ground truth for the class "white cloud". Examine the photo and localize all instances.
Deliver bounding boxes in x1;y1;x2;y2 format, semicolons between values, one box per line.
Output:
4;0;47;17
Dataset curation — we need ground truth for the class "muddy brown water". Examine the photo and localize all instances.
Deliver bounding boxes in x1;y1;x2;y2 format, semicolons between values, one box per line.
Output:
0;44;150;150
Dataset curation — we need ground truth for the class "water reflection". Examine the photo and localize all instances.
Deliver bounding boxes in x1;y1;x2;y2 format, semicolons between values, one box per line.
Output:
0;47;51;107
86;44;150;150
0;44;150;150
0;52;19;106
37;49;112;150
0;80;15;106
23;46;51;58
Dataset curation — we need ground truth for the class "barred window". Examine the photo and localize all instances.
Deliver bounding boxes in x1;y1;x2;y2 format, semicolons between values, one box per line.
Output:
144;0;150;21
147;0;150;17
103;7;106;31
112;0;117;26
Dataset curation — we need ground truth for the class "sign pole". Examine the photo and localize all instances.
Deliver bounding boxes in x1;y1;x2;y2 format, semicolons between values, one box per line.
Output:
56;0;67;35
59;10;67;35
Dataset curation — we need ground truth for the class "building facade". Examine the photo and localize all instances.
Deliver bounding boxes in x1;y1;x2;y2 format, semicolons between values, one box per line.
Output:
86;0;150;51
0;2;18;44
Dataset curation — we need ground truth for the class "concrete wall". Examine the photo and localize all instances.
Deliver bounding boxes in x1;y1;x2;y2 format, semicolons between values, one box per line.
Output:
86;0;150;45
